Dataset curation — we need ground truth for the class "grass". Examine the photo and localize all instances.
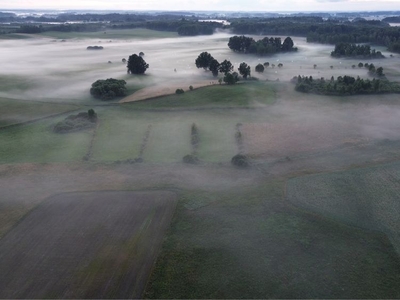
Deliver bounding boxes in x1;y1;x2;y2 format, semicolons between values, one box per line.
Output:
0;75;37;92
127;82;276;109
0;33;32;40
144;182;400;299
0;97;79;127
0;115;92;163
39;28;179;40
287;161;400;255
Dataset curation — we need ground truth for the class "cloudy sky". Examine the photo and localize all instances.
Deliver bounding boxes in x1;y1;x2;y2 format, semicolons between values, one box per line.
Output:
0;0;399;12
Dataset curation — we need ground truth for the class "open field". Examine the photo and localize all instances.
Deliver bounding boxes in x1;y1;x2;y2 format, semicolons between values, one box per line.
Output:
1;29;400;299
0;97;78;127
287;161;400;254
39;28;179;40
0;190;177;298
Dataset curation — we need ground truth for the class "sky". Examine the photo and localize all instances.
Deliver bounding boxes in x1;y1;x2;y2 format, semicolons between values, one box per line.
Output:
0;0;399;12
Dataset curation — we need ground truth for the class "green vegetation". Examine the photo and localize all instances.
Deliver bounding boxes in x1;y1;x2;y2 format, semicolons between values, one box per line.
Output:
294;75;400;95
128;83;275;109
228;35;297;55
38;28;179;40
90;78;127;100
331;43;384;59
0;97;78;128
127;54;149;75
0;117;91;163
53;110;97;134
145;183;400;298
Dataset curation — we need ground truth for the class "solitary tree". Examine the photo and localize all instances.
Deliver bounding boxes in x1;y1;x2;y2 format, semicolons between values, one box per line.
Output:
282;37;294;51
139;51;145;57
127;54;149;74
358;62;364;68
313;64;317;69
219;59;233;74
255;63;265;73
278;63;283;68
195;52;213;70
238;62;251;79
122;58;127;64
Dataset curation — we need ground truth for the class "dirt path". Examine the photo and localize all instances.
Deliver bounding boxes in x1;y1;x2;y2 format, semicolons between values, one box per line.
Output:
120;80;219;103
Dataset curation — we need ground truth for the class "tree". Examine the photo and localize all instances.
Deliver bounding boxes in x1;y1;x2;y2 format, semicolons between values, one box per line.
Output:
175;89;184;94
358;62;364;68
376;67;384;77
231;154;249;167
264;62;270;67
139;51;145;56
127;54;149;74
255;63;265;73
223;72;239;85
195;52;213;70
122;58;127;64
282;37;294;51
238;62;251;79
90;78;127;100
209;58;220;77
219;59;233;74
278;63;283;68
313;64;317;69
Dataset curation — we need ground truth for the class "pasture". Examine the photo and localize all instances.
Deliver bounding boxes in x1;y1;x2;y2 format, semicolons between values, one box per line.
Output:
1;30;400;299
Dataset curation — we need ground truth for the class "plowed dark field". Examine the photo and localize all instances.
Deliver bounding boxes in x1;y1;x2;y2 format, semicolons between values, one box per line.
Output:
0;190;177;298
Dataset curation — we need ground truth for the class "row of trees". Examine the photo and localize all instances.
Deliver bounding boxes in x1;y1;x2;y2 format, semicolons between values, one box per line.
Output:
229;17;400;53
294;75;400;95
228;35;297;55
195;52;253;84
331;43;384;59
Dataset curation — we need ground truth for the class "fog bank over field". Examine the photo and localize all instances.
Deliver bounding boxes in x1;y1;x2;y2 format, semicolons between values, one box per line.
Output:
1;33;398;103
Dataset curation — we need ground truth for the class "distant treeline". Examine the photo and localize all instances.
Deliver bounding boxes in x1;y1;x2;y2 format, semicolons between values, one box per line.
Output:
331;43;384;59
229;17;400;53
294;75;400;95
228;35;297;55
7;13;222;36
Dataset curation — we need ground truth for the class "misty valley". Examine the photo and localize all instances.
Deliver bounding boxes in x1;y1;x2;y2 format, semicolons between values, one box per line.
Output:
1;11;400;299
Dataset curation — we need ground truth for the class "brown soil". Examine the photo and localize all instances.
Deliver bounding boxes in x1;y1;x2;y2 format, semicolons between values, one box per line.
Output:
0;190;177;299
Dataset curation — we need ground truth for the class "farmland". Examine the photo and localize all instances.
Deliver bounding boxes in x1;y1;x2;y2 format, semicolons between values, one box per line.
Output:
1;27;400;299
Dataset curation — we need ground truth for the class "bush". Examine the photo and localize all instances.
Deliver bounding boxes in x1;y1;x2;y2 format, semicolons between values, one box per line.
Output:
90;78;127;100
231;154;249;168
54;110;97;134
176;88;184;94
189;85;194;91
183;154;199;164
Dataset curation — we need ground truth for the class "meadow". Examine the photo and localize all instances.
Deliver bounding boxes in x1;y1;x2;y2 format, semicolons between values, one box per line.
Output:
1;29;400;298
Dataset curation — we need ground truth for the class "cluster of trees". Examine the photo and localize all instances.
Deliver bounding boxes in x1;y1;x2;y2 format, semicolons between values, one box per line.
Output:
229;17;400;53
195;52;253;84
87;46;103;50
331;43;384;58
294;75;400;95
90;78;127;100
53;109;97;133
228;35;297;55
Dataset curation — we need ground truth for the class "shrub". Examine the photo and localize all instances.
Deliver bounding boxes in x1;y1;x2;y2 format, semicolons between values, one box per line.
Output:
183;154;199;164
189;85;194;91
231;154;249;168
176;88;185;94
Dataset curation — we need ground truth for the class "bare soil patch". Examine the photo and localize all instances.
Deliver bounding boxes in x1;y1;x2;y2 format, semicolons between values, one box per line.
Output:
0;190;177;298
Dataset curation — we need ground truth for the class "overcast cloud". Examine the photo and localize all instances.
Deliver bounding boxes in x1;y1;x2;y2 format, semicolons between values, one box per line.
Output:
0;0;399;11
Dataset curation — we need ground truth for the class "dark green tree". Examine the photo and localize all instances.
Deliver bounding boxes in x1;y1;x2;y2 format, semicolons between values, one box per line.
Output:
195;52;213;70
238;62;251;79
219;59;233;74
223;72;239;85
255;63;265;73
209;58;220;77
127;54;149;74
282;37;294;51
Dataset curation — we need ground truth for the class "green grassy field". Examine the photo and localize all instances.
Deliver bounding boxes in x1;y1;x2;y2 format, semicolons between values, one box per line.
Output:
0;97;78;127
144;182;400;298
39;28;179;40
287;161;400;254
0;115;92;163
0;33;31;40
129;82;276;109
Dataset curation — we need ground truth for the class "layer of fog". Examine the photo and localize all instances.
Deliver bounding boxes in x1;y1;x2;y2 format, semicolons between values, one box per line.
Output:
0;33;398;103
